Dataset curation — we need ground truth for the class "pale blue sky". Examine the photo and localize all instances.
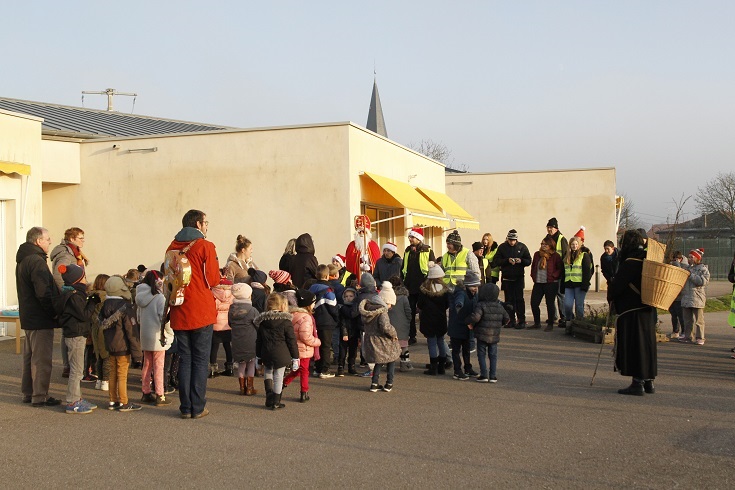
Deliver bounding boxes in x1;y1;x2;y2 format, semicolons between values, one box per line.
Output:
2;1;733;227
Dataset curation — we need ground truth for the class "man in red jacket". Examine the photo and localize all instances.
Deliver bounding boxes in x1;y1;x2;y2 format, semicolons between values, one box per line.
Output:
167;209;220;419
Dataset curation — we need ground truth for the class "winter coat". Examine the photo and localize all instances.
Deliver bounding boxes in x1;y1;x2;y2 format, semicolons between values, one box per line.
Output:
359;300;401;364
286;233;318;288
224;253;257;283
530;251;563;284
251;286;267;313
353;286;379;330
212;284;233;331
467;283;509;344
339;303;361;338
680;262;710;309
492;241;532;284
388;285;412;341
15;242;59;331
310;280;339;331
607;247;647;314
402;244;436;294
417;282;449;337
448;286;477;340
57;284;99;338
600;249;619;283
166;227;221;331
100;297;142;361
562;251;593;292
229;301;259;362
328;279;345;304
373;254;403;285
255;310;299;368
90;290;109;359
135;283;173;352
50;241;85;290
290;309;322;359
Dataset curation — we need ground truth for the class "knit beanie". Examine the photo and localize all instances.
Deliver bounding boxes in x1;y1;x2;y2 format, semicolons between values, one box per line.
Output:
269;269;291;285
547;217;559;229
426;262;444;280
446;230;462;247
689;248;704;262
463;270;481;287
408;227;424;242
247;267;267;285
472;241;484;252
378;281;396;306
506;229;519;241
231;283;252;301
58;264;85;285
360;272;376;290
104;275;131;300
382;242;398;253
332;254;346;268
574;226;586;241
295;289;316;308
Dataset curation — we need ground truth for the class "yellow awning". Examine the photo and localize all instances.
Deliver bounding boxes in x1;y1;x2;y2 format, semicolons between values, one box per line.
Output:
361;172;449;229
417;187;480;230
0;161;31;176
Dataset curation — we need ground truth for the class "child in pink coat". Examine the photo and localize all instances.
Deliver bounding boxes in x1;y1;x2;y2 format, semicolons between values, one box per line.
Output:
282;289;321;402
210;276;234;377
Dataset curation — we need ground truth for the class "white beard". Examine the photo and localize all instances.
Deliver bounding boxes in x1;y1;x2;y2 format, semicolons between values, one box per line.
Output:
353;230;372;252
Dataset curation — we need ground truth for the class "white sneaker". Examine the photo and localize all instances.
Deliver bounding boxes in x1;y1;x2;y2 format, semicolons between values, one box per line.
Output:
100;381;109;391
670;332;679;339
95;380;101;390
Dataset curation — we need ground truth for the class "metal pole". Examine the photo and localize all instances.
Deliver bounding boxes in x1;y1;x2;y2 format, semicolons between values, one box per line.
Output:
595;265;600;292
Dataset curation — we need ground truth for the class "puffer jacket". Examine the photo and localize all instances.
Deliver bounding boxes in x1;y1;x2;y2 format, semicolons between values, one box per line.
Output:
388;285;412;341
680;262;710;308
417;281;449;337
447;286;477;340
135;283;173;352
100;297;142;361
359;299;401;364
290;308;321;359
50;241;84;290
339;303;361;338
57;284;99;338
212;284;233;331
467;283;509;344
229;300;259;362
224;253;257;283
255;310;299;368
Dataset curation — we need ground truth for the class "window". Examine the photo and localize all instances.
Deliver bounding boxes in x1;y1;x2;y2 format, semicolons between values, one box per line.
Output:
360;204;394;246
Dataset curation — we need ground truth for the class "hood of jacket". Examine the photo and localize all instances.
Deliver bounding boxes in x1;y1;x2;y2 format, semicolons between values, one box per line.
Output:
212;283;232;301
254;310;292;327
16;242;47;264
50;241;72;262
394;285;409;297
295;233;315;255
173;227;206;243
420;282;449;297
359;299;388;319
477;282;500;302
135;283;159;308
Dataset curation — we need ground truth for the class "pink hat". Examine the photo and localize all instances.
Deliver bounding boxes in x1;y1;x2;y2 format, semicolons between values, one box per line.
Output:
408;227;424;241
269;269;292;284
332;254;346;268
382;242;397;253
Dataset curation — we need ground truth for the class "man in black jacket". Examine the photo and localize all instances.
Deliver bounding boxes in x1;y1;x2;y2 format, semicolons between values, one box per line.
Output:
16;227;61;407
491;229;532;329
401;228;436;344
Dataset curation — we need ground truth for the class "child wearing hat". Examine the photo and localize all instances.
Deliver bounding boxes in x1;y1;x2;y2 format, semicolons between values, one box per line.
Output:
283;289;321;402
386;277;413;371
448;271;481;380
229;283;260;395
337;287;361;375
57;264;101;414
373;242;402;285
246;268;270;313
678;248;710;345
467;282;510;383
418;263;450;375
360;289;401;392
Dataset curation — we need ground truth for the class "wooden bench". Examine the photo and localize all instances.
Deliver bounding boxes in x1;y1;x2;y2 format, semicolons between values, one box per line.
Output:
0;315;22;354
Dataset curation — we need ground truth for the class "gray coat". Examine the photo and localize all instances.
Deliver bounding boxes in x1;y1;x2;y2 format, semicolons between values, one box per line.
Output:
388;286;412;341
680;263;710;309
230;301;259;362
359;300;401;364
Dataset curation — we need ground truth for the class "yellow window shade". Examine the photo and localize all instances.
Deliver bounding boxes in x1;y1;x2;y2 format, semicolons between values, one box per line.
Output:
417;187;479;230
0;161;31;176
361;172;449;229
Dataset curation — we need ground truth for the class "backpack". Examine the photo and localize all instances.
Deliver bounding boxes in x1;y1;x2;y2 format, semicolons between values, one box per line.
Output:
163;239;200;307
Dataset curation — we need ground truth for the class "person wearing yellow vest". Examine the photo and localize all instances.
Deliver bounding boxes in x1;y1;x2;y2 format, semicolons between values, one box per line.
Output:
332;254;354;289
481;233;500;284
441;231;480;289
401;227;436;344
491;229;532;329
561;236;592;329
472;242;490;284
573;226;595;278
546;218;568;324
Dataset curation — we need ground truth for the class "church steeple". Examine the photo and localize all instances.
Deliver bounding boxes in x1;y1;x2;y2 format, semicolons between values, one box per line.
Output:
366;77;387;137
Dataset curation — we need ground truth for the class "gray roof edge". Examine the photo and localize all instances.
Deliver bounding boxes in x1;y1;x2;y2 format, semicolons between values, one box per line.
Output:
0;107;44;122
446;167;616;177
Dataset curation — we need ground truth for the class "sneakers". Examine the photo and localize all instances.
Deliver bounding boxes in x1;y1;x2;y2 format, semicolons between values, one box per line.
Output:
670;332;680;339
695;339;705;345
369;384;383;392
528;323;542;330
32;397;62;407
453;373;470;380
108;401;123;410
156;395;172;406
164;386;176;395
465;369;479;377
489;377;498;383
66;399;93;414
476;376;490;383
81;373;98;383
81;399;97;410
118;403;143;412
99;381;109;391
543;325;554;332
360;370;373;378
319;371;335;379
382;383;393;392
336;367;345;377
95;380;101;390
141;393;156;404
408;337;417;345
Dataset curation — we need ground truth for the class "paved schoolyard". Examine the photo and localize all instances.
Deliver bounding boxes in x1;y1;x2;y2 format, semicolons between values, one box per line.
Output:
0;284;733;489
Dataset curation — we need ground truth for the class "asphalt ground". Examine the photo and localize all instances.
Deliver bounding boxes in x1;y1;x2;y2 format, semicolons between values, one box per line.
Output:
1;283;733;489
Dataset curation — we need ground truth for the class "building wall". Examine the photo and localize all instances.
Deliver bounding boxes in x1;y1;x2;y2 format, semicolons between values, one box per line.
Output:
445;168;617;289
41;139;81;184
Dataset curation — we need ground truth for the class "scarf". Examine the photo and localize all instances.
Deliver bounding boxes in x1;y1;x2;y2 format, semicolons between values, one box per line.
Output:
538;246;552;270
67;242;89;266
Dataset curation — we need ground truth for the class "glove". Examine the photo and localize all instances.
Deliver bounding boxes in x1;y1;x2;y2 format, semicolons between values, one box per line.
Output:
360;263;371;271
291;359;300;371
88;293;101;304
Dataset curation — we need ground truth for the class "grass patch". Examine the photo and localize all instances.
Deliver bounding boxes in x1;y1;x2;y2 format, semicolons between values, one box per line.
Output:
657;294;732;315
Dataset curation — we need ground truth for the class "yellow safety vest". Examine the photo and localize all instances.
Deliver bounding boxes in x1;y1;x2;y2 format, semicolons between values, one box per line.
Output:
728;287;735;327
442;248;470;285
402;249;431;276
556;233;565;254
564;252;585;284
340;271;353;287
484;247;499;278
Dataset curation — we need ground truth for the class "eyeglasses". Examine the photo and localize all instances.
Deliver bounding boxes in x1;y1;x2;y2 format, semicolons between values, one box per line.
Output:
76;237;85;240
202;221;209;226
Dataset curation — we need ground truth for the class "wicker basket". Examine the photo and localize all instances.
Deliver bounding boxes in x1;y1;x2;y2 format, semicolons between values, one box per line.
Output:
641;260;690;310
646;238;666;263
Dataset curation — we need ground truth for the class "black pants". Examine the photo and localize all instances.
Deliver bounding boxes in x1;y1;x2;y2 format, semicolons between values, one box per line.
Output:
408;293;419;339
502;279;526;325
210;330;232;364
316;327;333;373
530;282;558;325
450;337;472;374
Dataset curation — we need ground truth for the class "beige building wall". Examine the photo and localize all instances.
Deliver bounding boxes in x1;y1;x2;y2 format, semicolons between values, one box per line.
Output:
0;110;44;308
41;139;81;184
445;168;617;289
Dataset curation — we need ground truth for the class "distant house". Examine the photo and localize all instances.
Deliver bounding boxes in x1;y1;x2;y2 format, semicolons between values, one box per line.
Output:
651;212;735;241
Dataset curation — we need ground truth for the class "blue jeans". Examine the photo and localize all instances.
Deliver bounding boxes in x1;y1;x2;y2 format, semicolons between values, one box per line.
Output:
477;340;498;379
564;287;587;321
371;362;395;385
427;335;447;358
175;325;213;416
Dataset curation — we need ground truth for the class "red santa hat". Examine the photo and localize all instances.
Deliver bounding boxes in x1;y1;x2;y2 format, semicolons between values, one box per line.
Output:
689;248;704;262
408;227;424;242
332;254;346;268
574;226;586;241
382;242;397;253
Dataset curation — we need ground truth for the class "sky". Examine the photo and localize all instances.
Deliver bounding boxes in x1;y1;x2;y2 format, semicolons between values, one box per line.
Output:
2;1;733;228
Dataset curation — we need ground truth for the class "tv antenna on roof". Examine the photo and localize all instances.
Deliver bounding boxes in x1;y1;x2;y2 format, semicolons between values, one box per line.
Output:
81;88;137;112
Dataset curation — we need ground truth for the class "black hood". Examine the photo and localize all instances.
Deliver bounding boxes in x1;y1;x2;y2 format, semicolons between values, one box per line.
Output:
295;233;315;254
16;242;46;264
478;282;500;302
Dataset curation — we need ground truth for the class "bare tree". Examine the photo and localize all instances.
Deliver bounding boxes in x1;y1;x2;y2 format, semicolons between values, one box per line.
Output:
695;171;735;236
616;192;644;234
410;139;468;172
663;194;692;262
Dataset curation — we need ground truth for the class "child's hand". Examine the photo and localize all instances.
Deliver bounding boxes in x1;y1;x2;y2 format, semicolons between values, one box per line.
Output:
467;324;474;330
342;336;348;341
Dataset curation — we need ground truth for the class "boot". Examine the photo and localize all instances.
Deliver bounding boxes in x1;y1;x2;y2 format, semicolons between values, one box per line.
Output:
424;357;438;376
618;379;644;396
437;356;447;375
208;363;219;378
270;393;285;410
245;376;257;396
643;379;655;394
218;362;234;377
300;391;310;403
238;377;246;395
264;379;274;408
